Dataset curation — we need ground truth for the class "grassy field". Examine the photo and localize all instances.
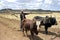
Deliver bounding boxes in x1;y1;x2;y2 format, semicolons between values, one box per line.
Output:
0;12;60;28
0;12;60;21
0;12;60;40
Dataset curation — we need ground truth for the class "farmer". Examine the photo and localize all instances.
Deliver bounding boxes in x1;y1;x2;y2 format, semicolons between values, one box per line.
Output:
20;11;26;30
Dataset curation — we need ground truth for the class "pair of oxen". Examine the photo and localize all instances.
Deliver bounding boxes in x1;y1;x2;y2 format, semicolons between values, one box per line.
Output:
21;16;57;37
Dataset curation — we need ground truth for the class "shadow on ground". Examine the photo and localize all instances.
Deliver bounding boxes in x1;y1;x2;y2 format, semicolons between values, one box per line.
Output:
27;35;43;40
39;30;60;37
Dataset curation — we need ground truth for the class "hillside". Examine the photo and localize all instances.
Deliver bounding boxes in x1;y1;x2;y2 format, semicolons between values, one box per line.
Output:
0;9;60;14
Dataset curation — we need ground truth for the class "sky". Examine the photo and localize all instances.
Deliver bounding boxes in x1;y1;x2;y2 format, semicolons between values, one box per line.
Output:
0;0;60;11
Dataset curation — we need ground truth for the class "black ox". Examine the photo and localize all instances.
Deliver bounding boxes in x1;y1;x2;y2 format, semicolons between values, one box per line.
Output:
39;16;57;34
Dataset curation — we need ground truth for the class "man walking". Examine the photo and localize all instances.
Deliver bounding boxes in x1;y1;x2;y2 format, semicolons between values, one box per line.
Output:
20;11;26;30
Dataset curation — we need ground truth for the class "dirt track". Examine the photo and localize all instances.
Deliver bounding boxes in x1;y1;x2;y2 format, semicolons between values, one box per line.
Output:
0;16;60;40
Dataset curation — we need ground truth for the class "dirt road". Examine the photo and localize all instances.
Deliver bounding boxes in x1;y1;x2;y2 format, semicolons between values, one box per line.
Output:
0;16;60;40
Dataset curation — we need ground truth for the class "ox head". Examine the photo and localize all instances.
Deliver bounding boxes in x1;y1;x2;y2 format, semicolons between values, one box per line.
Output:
49;17;57;25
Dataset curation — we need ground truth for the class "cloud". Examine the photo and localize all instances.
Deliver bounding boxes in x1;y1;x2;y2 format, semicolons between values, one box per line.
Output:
5;0;43;9
58;2;60;5
0;1;5;9
44;0;52;4
0;1;4;6
0;0;60;10
5;0;17;2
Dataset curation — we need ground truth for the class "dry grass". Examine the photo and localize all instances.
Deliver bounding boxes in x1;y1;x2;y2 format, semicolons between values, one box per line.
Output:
0;12;60;21
26;13;60;21
0;12;60;28
0;12;60;40
0;13;20;20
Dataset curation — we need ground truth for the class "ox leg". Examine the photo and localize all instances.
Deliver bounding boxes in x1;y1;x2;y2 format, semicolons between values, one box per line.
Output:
30;30;34;36
39;24;41;31
45;26;48;34
30;31;34;40
22;28;25;36
25;29;28;37
39;23;41;28
20;21;22;29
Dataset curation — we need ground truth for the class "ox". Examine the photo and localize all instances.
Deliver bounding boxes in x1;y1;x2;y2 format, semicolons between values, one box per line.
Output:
21;19;38;37
39;16;57;34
